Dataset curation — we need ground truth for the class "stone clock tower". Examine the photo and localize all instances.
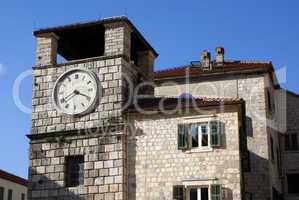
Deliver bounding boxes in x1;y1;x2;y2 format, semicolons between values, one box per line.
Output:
28;17;157;200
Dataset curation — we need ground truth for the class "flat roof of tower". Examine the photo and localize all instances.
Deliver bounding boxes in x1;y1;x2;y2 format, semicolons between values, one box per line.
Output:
33;16;158;57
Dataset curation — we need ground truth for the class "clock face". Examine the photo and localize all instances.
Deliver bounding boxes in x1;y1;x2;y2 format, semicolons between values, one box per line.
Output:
53;69;99;115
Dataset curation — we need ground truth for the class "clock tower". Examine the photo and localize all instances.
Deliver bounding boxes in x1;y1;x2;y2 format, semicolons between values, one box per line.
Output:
28;17;157;200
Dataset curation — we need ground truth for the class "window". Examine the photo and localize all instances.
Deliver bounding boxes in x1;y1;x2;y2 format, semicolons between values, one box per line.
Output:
270;137;275;161
287;174;299;194
7;189;12;200
189;187;209;200
0;187;4;200
173;185;222;200
267;89;275;113
178;121;221;150
285;134;299;151
272;188;279;200
65;155;84;187
21;193;25;200
191;123;209;148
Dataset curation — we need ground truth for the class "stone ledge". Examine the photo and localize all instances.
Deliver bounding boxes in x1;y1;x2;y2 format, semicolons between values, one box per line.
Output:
27;124;125;141
32;54;130;70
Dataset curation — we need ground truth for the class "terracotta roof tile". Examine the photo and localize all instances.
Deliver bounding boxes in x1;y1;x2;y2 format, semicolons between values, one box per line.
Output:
127;97;244;112
154;61;273;79
0;169;28;186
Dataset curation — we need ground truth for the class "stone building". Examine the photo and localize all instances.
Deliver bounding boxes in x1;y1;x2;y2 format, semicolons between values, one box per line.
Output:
0;169;28;200
27;16;299;200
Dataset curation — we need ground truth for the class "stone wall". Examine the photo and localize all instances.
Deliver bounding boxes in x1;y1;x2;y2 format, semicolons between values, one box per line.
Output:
31;56;125;135
280;91;299;199
28;133;126;200
155;74;271;200
127;111;242;200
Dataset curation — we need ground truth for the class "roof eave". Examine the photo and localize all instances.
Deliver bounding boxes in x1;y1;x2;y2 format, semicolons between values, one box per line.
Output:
33;16;159;57
154;67;271;81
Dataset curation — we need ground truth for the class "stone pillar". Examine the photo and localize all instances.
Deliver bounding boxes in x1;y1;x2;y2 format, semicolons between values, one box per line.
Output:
35;33;58;67
104;23;131;59
137;50;156;79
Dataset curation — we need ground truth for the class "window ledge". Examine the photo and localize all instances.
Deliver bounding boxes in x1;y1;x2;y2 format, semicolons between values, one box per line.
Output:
185;147;214;154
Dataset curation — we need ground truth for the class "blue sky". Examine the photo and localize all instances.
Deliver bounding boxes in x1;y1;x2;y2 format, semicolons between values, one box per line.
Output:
0;0;298;178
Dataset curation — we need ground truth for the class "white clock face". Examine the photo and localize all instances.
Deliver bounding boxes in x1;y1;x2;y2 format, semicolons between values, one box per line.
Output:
53;69;99;115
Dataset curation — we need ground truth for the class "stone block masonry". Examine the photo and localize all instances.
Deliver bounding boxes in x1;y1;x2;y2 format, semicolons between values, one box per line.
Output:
127;112;242;200
28;133;126;200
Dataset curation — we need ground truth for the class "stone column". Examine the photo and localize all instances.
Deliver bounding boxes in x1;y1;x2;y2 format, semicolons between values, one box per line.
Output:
35;33;58;67
137;50;156;79
104;23;131;59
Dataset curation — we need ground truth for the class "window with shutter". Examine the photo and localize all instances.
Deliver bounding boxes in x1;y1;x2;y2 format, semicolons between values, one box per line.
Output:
210;121;221;147
211;184;222;200
173;185;184;200
178;120;223;151
178;124;189;150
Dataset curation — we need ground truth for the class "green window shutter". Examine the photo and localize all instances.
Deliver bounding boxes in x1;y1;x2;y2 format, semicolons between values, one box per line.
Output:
210;121;221;147
178;124;189;150
173;185;185;200
211;184;222;200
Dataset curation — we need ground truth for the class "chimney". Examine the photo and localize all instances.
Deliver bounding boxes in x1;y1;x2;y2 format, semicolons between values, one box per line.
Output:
201;50;211;68
215;47;224;65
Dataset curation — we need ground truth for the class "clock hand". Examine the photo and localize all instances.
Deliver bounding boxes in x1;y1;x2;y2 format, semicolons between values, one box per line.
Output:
65;93;77;102
77;91;91;101
64;90;79;102
64;91;75;100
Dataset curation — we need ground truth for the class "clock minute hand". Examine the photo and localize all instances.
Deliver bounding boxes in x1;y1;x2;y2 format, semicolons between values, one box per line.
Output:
77;91;91;100
64;90;79;102
64;91;75;100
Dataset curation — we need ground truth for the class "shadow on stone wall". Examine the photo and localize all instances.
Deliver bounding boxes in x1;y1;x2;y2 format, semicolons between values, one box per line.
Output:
127;125;145;200
243;151;271;200
28;168;84;200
